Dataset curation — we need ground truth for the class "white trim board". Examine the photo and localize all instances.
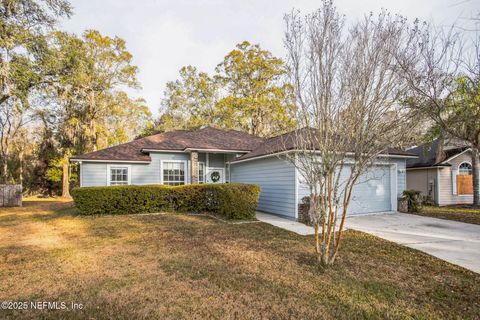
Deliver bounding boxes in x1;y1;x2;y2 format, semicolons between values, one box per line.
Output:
79;163;83;187
142;148;250;154
223;154;227;183
71;159;150;164
440;148;472;164
406;166;450;171
142;149;186;153
198;161;206;184
294;154;299;220
184;148;250;153
435;167;440;204
229;150;417;165
452;168;458;196
390;163;398;211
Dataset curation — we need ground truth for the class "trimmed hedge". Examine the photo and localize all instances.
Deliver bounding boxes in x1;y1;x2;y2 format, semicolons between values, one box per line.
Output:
71;183;260;220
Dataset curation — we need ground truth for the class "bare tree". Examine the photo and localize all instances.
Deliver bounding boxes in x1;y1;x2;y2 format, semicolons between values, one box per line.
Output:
283;2;419;266
398;22;480;205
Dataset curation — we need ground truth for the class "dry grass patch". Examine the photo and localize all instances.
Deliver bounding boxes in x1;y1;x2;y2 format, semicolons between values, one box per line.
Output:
414;205;480;225
0;200;479;319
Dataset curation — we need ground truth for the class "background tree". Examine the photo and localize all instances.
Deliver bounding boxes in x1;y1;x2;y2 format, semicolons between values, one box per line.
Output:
0;0;72;184
284;2;419;266
399;28;480;205
0;1;152;196
22;111;60;195
43;30;151;197
215;41;295;137
156;42;295;138
158;66;218;131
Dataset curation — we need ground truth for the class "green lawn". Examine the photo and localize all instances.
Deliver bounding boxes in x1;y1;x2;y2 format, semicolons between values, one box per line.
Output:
0;200;479;319
414;205;480;225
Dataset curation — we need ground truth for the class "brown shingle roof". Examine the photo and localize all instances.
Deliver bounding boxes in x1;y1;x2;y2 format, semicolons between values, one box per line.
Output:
71;126;415;163
232;128;417;162
232;128;305;161
71;127;265;162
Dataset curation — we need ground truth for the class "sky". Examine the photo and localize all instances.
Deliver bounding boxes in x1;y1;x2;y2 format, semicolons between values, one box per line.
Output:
60;0;479;117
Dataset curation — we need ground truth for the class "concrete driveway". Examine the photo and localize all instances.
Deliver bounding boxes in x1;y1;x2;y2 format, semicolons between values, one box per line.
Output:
347;213;480;273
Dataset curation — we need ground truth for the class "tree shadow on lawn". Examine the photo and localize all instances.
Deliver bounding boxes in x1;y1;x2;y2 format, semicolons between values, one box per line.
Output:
0;201;77;227
124;213;480;318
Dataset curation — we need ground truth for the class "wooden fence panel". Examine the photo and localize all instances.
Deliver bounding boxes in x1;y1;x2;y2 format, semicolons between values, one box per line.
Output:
457;175;473;195
0;185;22;207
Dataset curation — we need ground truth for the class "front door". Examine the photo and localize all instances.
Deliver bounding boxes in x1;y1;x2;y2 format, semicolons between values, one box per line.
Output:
206;168;224;184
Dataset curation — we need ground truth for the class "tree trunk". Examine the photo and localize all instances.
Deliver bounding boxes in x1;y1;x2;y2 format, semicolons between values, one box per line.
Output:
472;148;480;206
19;150;23;187
62;154;71;198
314;223;320;255
310;196;320;256
2;149;8;184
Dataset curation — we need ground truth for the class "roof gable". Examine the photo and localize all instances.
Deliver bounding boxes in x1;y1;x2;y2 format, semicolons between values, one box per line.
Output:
441;148;472;165
406;138;470;168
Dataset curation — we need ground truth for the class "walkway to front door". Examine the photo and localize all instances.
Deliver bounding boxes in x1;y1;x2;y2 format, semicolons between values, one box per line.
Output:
256;212;315;235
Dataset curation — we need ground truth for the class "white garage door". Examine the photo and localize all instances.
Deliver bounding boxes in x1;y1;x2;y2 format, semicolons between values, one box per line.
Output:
347;165;392;215
298;164;393;215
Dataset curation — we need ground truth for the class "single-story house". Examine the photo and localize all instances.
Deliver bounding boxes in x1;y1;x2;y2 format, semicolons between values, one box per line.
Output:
406;139;477;206
71;127;416;219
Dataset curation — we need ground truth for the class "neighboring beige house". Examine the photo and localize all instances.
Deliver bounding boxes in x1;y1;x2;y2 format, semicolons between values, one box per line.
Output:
406;139;477;206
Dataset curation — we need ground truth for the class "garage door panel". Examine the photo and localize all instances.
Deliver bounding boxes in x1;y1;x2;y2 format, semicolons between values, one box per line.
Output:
348;166;391;214
299;165;392;215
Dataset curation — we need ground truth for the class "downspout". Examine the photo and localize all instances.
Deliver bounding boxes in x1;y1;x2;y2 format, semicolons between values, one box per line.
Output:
435;167;441;206
294;153;299;220
79;161;83;187
206;153;209;183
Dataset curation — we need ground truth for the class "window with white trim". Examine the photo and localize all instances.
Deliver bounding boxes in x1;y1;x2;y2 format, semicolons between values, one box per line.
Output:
459;162;472;176
198;162;205;184
110;167;129;186
163;161;185;186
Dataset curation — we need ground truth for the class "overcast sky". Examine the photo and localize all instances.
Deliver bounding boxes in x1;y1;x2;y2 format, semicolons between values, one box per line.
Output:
60;0;479;117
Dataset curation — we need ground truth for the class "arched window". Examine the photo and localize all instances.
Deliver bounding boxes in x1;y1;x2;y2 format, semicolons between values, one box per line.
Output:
458;162;472;176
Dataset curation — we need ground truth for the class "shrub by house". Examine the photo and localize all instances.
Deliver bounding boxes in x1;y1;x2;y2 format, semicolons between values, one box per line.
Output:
71;183;260;220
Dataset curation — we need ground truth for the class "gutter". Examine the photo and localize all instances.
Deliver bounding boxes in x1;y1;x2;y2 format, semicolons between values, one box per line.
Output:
141;147;251;154
141;149;185;153
406;165;450;171
183;148;251;153
229;150;418;165
70;159;151;164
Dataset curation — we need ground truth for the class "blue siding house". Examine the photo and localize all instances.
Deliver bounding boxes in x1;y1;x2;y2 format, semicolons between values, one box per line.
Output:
71;127;415;219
